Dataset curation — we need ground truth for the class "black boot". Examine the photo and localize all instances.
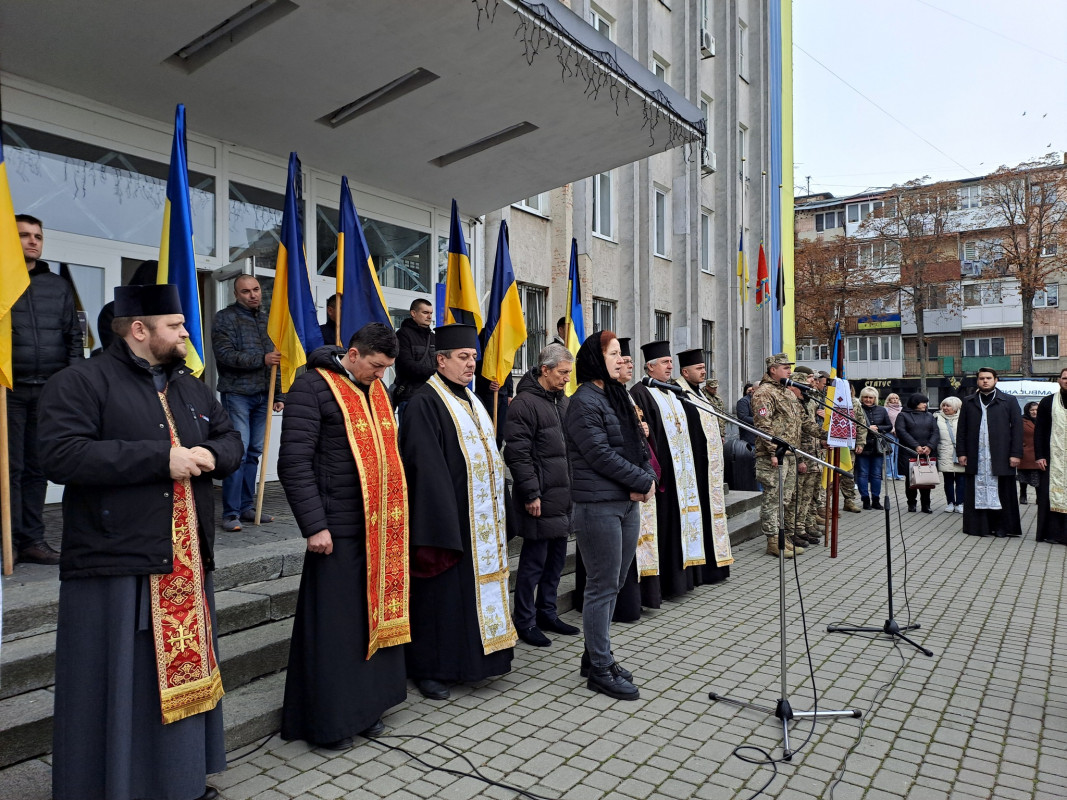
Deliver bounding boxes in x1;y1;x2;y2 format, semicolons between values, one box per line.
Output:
1020;486;1028;505
871;498;882;510
907;502;917;512
587;666;639;700
861;496;871;510
580;649;632;681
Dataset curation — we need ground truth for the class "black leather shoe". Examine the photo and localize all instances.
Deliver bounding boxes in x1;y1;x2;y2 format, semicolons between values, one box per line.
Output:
416;679;451;700
537;615;580;636
317;737;354;751
993;530;1007;538
360;718;386;738
587;666;639;700
196;788;220;800
871;498;883;510
907;503;917;513
580;650;632;681
921;507;933;514
517;626;551;647
861;497;871;510
17;543;60;565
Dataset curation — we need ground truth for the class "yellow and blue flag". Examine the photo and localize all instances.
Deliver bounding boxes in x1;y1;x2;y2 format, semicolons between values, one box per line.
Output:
564;238;584;395
156;104;205;376
267;152;324;391
481;220;527;385
736;228;749;305
337;176;391;346
444;199;482;333
824;322;854;471
0;142;31;390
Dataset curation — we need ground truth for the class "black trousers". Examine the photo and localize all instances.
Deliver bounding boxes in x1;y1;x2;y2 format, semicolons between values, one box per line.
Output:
7;384;47;550
512;537;568;628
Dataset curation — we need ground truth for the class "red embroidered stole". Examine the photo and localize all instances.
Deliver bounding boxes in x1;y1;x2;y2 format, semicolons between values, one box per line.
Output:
151;392;224;724
318;370;411;658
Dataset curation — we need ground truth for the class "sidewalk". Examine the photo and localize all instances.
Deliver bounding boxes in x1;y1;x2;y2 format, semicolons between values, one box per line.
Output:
6;486;1066;799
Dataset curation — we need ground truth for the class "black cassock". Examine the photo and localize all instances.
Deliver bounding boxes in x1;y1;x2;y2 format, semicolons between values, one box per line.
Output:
1035;392;1067;544
680;381;730;585
400;377;514;682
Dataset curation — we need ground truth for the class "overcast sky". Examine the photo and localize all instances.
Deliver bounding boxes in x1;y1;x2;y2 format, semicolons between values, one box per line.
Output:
792;0;1067;199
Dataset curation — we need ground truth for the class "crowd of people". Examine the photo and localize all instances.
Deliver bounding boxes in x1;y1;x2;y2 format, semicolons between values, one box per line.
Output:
11;213;1067;800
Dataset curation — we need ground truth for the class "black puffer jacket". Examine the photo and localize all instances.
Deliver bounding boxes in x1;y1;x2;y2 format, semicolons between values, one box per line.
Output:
565;382;655;503
895;407;940;476
278;346;380;539
12;262;83;385
393;318;435;401
504;369;571;540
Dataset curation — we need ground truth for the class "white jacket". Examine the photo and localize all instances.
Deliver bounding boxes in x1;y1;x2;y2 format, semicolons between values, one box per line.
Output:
935;411;966;473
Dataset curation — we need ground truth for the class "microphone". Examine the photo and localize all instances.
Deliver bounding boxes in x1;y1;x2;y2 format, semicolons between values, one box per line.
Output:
641;376;687;396
780;377;817;394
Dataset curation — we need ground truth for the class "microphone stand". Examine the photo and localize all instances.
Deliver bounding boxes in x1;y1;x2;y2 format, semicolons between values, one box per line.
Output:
801;389;934;657
663;383;860;759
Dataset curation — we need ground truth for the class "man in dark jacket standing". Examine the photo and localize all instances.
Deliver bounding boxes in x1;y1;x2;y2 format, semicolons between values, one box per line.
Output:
392;297;435;413
8;214;82;565
39;284;242;800
278;324;410;749
211;274;283;532
504;343;578;647
958;367;1023;537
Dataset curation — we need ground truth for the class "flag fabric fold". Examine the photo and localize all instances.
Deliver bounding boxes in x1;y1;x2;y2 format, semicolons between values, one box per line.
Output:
824;323;854;470
755;242;770;308
480;220;527;386
736;229;749;305
444;199;482;333
0;143;30;390
267;152;324;391
337;176;391;346
564;238;584;396
157;104;205;376
774;253;786;311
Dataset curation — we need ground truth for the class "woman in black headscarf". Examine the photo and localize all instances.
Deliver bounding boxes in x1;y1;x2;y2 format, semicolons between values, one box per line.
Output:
565;331;656;702
895;393;941;513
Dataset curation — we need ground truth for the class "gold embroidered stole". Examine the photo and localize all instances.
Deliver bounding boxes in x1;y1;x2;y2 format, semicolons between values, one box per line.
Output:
426;374;517;654
318;370;411;658
1051;397;1067;514
646;387;706;568
675;379;734;567
629;395;659;578
151;392;223;724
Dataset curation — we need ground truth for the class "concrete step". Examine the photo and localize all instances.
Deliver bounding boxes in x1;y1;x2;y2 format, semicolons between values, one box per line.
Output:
0;690;52;770
0;632;55;701
223;671;286;752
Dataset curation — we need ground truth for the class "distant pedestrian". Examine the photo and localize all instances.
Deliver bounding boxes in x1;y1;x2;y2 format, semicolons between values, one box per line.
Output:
1018;402;1041;505
935;396;966;513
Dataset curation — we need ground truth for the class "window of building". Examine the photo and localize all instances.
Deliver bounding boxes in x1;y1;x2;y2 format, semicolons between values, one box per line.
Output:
964;337;1005;358
1034;335;1060;360
1034;284;1059;308
700;211;712;273
513;284;547;375
958;184;983;209
796;338;830;361
814;211;844;232
652;55;669;82
927;339;939;358
701;0;710;30
589;5;613;39
317;204;431;291
738;124;747;180
514;194;546;215
738;21;747;78
654;311;671;342
847;334;901;362
699;96;712;166
963;281;1002;307
592;171;613;239
654;188;669;257
230;181;286;264
1042;243;1059;257
702;320;714;373
845;200;883;224
592;297;617;334
925;284;951;309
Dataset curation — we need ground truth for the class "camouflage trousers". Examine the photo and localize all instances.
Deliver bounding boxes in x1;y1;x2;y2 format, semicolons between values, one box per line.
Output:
797;465;825;535
756;456;798;536
839;451;858;503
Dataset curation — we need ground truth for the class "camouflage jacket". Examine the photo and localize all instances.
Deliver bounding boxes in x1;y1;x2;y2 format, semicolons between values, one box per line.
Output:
750;376;821;459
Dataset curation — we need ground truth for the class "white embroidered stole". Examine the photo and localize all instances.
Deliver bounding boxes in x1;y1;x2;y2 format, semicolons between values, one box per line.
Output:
426;375;517;654
675;379;734;567
647;388;706;568
1051;397;1067;514
630;395;659;579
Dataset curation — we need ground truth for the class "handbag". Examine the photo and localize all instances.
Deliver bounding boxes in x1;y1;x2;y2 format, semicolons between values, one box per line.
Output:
909;456;939;488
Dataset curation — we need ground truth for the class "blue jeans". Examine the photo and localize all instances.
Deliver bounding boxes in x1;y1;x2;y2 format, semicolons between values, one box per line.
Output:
855;454;884;500
220;391;269;519
887;436;902;478
943;472;966;505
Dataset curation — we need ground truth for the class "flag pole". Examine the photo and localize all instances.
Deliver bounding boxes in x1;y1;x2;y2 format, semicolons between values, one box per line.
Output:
492;388;499;433
254;364;278;526
1;389;13;575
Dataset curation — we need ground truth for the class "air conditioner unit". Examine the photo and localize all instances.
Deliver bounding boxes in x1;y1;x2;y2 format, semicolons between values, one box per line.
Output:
701;148;717;174
700;29;715;58
961;260;981;276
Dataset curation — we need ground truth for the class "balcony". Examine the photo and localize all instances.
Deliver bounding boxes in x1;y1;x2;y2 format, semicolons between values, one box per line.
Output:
961;355;1012;373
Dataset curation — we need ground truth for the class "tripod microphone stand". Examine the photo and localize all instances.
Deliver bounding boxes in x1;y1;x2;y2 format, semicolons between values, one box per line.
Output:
656;382;861;759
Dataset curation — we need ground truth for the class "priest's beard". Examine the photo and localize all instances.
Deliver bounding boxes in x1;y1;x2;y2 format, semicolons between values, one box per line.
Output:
148;338;188;366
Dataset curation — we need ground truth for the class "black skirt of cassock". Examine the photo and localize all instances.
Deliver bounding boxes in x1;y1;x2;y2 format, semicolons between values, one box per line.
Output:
281;539;407;744
1036;472;1067;544
963;474;1022;537
572;540;643;622
52;574;226;800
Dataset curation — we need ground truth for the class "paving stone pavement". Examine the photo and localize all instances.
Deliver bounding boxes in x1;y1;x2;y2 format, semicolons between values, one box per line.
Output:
12;484;1067;799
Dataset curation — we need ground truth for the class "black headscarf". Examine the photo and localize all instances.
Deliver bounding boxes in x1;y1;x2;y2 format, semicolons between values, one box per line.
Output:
575;332;646;465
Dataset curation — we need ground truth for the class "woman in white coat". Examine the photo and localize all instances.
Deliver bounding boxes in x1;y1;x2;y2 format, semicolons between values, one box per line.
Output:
935;396;966;513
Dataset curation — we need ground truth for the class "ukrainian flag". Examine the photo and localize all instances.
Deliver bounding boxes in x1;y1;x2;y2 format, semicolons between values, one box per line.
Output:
736;228;749;305
156;104;205;376
337;176;391;346
564;238;584;395
267;153;324;391
0;142;30;390
444;199;482;333
481;220;527;385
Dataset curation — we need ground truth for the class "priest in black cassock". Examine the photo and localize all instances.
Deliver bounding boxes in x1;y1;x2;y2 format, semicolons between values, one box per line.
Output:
278;324;410;750
399;324;516;700
1034;368;1067;544
675;349;732;584
630;341;706;601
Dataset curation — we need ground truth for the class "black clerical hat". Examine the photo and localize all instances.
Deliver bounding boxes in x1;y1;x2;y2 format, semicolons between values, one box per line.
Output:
618;338;632;358
113;284;183;317
435;323;479;351
676;348;703;368
641;340;671;362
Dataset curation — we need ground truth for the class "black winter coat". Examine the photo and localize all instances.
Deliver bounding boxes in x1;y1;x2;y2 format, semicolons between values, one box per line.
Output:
278;346;378;539
503;370;571;540
895;408;941;475
38;340;243;580
958;390;1023;476
856;403;891;453
393;318;435;400
12;262;82;385
565;382;655;503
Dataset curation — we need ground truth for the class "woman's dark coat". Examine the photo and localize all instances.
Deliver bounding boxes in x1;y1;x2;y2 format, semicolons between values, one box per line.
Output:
503;369;571;540
856;403;891;453
957;390;1023;476
894;407;941;477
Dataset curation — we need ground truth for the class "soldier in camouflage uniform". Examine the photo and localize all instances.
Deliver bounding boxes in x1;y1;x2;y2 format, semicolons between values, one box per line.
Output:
790;366;825;546
750;354;821;557
700;379;727;440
